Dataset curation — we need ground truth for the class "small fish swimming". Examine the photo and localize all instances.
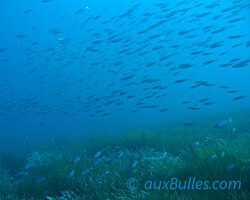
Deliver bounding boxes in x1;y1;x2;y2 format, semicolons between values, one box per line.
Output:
34;176;46;184
81;168;92;176
66;170;75;180
94;150;103;159
115;151;124;159
206;154;217;163
72;156;81;164
215;118;232;128
131;159;139;168
125;167;137;176
94;156;104;166
190;141;200;149
13;171;28;182
226;164;237;172
23;162;34;170
233;96;246;101
232;127;237;133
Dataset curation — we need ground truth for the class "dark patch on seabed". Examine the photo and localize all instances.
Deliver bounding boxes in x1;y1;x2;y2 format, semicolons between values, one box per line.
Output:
0;0;250;199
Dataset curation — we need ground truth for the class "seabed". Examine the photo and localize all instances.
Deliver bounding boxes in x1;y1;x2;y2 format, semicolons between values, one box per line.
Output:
0;113;249;200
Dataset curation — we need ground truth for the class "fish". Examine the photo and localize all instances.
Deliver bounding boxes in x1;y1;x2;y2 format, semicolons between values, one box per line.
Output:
188;106;200;110
179;63;192;69
206;154;217;163
24;9;32;14
94;150;103;159
81;168;92;176
233;96;246;100
0;0;249;161
16;34;26;39
203;60;216;65
189;141;200;149
72;156;81;164
93;156;103;166
160;108;169;112
75;8;84;15
115;151;124;159
226;164;238;172
34;176;46;184
228;18;245;23
125;167;137;176
228;35;244;39
174;79;188;83
66;170;75;180
232;127;237;133
220;85;231;89
232;60;249;68
131;159;139;168
23;162;34;170
204;102;216;105
199;98;209;102
215;118;232;128
13;171;28;182
228;90;239;93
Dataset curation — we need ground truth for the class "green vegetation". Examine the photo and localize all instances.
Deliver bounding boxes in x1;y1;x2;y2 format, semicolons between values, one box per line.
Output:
0;117;249;200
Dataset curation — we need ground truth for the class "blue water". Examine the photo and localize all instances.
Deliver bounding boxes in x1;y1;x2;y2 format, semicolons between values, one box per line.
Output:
0;1;250;199
0;0;249;149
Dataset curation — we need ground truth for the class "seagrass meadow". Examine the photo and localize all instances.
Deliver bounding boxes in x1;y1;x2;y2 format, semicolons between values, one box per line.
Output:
0;0;250;199
0;109;249;199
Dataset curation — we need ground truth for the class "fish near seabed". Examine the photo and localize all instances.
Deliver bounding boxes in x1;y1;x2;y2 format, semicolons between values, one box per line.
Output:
72;155;81;164
214;118;232;128
65;169;75;180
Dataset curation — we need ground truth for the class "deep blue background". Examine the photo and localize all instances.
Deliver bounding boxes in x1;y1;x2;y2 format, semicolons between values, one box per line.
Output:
0;0;249;149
